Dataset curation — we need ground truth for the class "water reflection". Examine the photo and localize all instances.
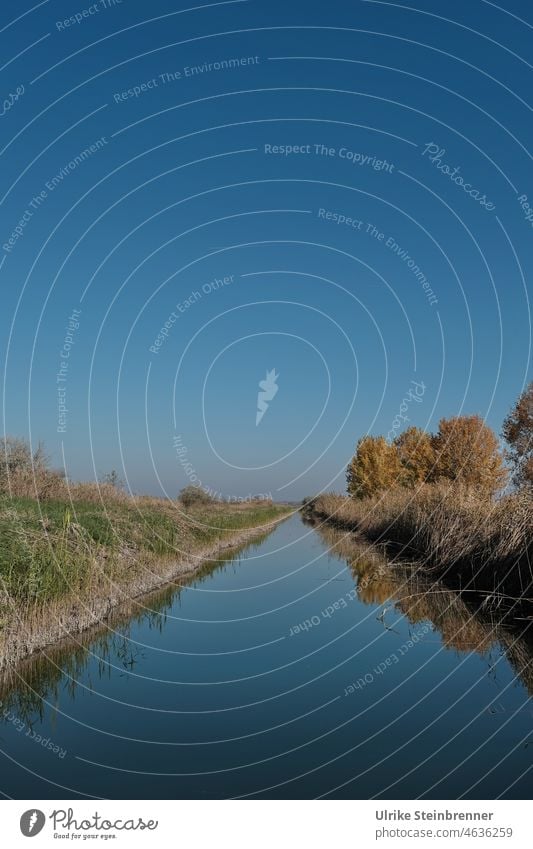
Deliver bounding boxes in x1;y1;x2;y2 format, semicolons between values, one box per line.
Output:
313;522;533;697
2;520;533;736
0;531;269;726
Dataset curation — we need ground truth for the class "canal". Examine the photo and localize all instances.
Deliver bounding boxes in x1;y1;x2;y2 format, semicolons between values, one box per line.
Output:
1;513;532;798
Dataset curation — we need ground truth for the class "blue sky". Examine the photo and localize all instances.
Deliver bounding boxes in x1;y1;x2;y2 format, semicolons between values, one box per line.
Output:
1;0;531;499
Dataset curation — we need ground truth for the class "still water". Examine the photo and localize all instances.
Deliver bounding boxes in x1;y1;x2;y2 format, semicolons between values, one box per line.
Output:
1;514;532;798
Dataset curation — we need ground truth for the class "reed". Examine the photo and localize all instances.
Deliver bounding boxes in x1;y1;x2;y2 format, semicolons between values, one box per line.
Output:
0;494;290;668
305;484;533;607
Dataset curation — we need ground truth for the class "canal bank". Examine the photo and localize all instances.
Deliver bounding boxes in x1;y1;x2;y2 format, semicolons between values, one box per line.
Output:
0;499;291;671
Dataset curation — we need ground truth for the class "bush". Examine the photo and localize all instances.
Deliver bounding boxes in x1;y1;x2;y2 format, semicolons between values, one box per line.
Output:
100;469;124;489
0;436;66;500
178;485;215;508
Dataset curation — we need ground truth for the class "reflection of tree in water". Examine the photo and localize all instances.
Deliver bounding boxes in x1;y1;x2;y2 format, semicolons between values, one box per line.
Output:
315;521;533;695
0;531;269;724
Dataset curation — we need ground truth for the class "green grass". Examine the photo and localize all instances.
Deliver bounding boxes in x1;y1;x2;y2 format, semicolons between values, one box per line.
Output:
0;496;290;606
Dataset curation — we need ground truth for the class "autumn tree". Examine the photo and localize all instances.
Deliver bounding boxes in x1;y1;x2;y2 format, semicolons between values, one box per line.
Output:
394;426;435;488
432;415;507;497
346;436;403;499
502;382;533;491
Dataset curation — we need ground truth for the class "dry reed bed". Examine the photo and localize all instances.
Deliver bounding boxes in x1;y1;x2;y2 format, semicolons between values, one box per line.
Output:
306;485;533;607
317;520;533;695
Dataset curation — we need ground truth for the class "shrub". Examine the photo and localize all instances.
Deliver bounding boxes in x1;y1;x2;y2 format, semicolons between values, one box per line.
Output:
178;485;215;508
0;436;66;500
101;469;124;489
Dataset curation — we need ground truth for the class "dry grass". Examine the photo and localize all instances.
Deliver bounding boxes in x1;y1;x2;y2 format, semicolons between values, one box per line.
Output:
306;484;533;606
0;493;291;669
312;518;533;693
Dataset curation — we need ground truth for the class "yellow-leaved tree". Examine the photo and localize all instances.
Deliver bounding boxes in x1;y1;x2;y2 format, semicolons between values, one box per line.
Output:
394;426;435;488
346;436;403;499
432;415;507;498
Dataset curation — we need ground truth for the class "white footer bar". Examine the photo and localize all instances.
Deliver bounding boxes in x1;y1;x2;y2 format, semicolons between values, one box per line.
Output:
2;799;530;848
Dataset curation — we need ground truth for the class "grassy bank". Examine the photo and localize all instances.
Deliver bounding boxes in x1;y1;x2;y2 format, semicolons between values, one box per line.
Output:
0;491;291;669
304;486;533;612
0;529;277;719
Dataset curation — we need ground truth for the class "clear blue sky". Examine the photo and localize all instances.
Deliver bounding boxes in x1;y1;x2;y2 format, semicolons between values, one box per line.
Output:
1;0;531;500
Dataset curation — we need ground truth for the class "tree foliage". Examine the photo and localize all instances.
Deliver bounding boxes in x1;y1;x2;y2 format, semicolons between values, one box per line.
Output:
432;415;506;497
346;416;507;500
502;381;533;490
394;427;435;488
346;436;403;499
